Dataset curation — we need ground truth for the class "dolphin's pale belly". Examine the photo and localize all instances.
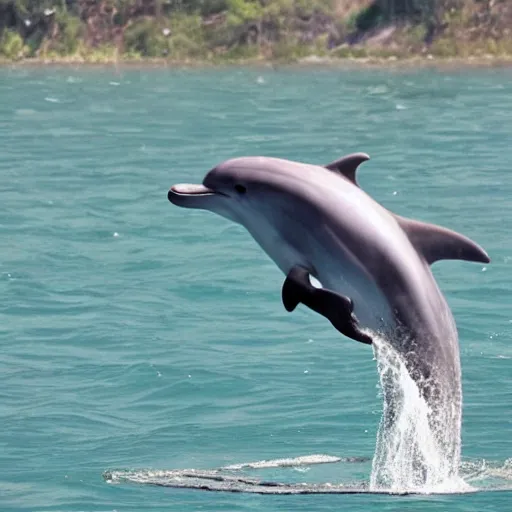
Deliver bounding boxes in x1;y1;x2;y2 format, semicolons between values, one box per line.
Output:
246;219;396;335
314;253;396;334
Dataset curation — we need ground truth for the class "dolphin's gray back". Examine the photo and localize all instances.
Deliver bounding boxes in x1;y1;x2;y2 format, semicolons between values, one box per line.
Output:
222;156;464;381
258;158;461;378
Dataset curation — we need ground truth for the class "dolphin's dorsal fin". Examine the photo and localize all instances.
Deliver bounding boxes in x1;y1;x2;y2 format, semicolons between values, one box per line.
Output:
395;215;490;265
325;153;370;186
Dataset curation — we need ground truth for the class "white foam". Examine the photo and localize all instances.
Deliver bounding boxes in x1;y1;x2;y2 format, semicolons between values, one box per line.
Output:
222;454;341;470
103;456;512;494
369;336;469;493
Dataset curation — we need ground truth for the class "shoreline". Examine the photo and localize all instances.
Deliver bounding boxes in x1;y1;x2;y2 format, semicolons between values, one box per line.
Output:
2;54;512;71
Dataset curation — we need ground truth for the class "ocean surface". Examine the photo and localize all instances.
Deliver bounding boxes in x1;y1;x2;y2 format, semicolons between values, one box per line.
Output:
1;64;511;511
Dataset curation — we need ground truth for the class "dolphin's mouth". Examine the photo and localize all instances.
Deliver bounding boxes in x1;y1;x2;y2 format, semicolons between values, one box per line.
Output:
169;184;215;197
168;183;227;209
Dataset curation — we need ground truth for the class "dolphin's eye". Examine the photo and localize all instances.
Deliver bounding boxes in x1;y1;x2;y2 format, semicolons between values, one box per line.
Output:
234;184;247;194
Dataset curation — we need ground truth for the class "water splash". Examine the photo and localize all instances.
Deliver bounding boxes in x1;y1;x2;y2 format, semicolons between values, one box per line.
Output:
102;334;508;496
461;458;512;491
221;454;342;470
369;336;469;493
103;456;512;495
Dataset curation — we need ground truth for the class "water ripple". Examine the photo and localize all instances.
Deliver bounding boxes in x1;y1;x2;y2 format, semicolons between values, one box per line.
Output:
1;66;511;511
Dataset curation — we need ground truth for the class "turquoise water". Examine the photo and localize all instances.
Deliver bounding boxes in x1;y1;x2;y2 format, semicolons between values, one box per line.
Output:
1;65;511;511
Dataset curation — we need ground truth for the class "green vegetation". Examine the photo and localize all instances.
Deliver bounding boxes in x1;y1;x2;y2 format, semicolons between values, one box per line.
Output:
0;0;511;64
0;29;27;59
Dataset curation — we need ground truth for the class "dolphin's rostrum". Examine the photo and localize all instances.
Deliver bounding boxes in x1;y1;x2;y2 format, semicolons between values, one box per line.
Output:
168;152;490;487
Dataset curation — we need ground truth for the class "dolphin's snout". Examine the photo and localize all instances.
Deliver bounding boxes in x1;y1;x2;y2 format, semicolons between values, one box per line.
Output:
169;183;214;195
168;183;219;209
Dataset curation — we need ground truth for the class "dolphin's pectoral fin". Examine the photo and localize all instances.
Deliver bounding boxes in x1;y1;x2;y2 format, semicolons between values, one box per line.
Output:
394;214;490;265
281;266;373;345
281;266;306;313
324;152;370;187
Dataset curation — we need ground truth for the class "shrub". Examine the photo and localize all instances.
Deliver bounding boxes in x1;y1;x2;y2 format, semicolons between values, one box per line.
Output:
168;33;203;59
53;10;84;55
226;0;263;26
124;19;169;57
0;29;27;59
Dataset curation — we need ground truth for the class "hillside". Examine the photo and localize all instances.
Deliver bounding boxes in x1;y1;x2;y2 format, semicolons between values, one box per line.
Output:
0;1;511;63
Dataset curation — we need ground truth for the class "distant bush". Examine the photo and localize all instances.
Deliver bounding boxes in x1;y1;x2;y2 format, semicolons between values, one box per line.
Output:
226;0;263;26
124;14;207;59
0;29;27;59
168;14;206;58
124;19;169;57
430;37;459;57
52;11;84;55
272;40;320;61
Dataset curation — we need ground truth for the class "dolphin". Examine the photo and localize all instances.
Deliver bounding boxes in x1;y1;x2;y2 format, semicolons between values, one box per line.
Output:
167;153;490;485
